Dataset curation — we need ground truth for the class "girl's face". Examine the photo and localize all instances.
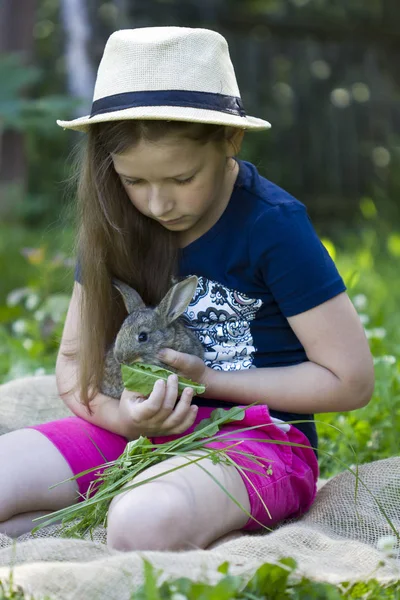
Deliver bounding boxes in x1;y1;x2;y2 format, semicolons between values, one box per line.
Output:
111;134;238;245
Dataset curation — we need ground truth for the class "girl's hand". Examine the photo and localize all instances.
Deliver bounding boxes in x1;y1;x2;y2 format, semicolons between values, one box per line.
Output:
157;348;211;387
118;374;198;441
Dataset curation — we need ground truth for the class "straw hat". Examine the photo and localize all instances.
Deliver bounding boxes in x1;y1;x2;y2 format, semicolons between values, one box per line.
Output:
57;26;271;132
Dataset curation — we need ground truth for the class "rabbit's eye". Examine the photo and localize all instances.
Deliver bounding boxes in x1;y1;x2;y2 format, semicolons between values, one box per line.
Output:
138;332;148;342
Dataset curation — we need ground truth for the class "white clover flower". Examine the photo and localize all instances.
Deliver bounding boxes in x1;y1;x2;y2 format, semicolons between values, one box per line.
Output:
377;535;397;554
353;294;367;310
22;339;34;351
6;292;20;307
34;367;46;376
25;293;40;310
365;328;386;340
7;363;31;379
12;319;27;335
6;287;30;307
373;355;396;366
359;314;370;325
34;309;45;321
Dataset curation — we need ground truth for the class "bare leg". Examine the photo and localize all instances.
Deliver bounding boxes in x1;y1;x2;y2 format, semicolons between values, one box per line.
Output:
106;450;251;552
0;510;61;538
0;429;80;534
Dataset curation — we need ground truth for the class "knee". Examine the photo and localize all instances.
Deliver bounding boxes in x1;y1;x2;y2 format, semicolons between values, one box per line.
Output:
106;487;189;552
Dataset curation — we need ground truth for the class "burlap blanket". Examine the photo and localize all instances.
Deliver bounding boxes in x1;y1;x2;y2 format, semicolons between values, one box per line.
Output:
0;375;399;599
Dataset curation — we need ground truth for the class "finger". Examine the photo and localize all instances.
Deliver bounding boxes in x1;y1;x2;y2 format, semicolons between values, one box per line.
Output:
158;349;197;376
168;403;199;435
160;374;179;412
132;379;166;420
145;374;179;423
161;387;197;431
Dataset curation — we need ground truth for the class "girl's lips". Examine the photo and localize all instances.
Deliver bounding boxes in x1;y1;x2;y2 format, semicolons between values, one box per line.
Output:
162;217;183;224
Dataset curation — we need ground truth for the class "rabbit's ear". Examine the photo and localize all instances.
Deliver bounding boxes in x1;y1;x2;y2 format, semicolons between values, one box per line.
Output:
156;275;198;325
111;278;145;314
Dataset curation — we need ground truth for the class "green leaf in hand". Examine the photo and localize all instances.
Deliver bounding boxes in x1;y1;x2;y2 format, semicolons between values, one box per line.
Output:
193;406;245;434
121;362;206;397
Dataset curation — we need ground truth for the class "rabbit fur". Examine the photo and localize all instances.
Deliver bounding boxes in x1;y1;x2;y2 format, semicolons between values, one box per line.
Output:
101;275;204;399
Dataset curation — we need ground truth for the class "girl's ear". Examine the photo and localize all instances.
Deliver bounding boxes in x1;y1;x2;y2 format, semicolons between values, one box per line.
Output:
225;128;245;157
156;275;198;325
111;278;145;314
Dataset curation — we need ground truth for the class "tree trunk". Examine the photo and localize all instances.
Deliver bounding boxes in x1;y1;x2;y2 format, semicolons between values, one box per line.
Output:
59;0;95;117
0;0;37;219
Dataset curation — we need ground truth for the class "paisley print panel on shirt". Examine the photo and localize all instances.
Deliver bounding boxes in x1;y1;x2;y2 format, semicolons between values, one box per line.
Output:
181;275;263;371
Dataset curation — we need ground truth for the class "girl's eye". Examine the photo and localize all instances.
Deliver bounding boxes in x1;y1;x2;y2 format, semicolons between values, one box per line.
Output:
124;176;195;186
138;332;148;342
176;176;195;185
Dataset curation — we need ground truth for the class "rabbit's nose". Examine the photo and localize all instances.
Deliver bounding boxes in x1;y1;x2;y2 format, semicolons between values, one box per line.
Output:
126;355;144;364
117;351;143;364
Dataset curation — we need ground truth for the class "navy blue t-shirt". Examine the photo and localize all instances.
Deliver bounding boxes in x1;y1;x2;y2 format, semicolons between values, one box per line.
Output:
74;159;346;452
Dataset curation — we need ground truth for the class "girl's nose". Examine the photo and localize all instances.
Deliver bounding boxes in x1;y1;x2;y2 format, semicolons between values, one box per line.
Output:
148;187;174;218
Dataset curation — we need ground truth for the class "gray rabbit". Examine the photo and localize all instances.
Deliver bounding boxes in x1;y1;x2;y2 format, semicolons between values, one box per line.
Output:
101;275;204;399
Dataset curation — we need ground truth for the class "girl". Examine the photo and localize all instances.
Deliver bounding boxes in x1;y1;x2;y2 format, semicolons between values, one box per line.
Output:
0;27;374;551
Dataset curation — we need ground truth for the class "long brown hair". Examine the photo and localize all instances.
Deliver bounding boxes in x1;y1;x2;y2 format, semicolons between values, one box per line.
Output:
62;120;241;410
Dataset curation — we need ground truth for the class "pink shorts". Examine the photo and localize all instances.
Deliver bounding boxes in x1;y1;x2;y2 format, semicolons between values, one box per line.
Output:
28;404;319;531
